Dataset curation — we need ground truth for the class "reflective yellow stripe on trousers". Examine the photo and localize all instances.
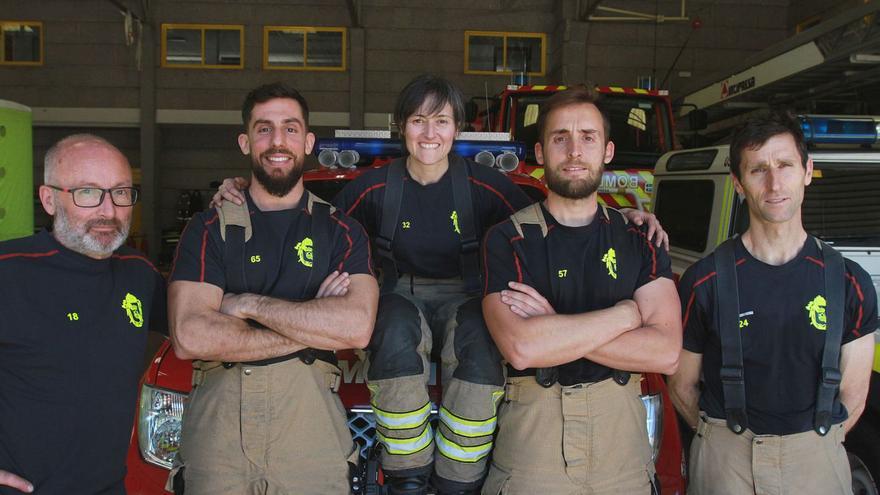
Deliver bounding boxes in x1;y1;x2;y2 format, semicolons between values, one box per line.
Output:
439;406;497;438
376;426;434;455
436;431;493;463
372;402;432;430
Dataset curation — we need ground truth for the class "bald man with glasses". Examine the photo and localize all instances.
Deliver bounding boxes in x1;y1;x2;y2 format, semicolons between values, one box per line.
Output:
0;134;167;494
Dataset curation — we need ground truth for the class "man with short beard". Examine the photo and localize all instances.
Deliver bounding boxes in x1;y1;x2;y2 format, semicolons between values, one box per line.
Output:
0;134;167;494
168;82;379;494
479;87;682;494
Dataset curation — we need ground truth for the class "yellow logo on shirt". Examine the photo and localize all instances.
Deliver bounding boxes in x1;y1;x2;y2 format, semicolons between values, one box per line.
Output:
739;318;749;330
601;248;618;279
295;237;314;268
450;211;461;234
121;293;144;328
805;295;827;331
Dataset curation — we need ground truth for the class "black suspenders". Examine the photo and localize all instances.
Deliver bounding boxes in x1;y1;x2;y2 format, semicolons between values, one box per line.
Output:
375;158;406;294
449;155;481;295
713;238;749;434
375;155;481;295
815;241;845;436
714;237;845;435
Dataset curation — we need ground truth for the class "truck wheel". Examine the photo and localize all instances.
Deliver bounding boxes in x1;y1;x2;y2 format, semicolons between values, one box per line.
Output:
850;452;879;495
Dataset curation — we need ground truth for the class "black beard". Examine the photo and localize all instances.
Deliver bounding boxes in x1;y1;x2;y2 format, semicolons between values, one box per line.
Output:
251;151;303;197
544;162;603;200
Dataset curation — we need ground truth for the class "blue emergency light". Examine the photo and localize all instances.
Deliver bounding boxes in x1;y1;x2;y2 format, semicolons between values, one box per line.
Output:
315;137;525;172
799;115;880;145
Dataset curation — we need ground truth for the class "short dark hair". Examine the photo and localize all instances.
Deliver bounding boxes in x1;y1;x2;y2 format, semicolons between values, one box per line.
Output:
394;74;466;133
241;82;310;129
537;85;611;143
729;110;808;179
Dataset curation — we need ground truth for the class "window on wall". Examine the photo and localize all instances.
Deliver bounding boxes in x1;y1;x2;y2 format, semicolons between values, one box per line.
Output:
464;31;545;76
161;24;243;69
263;26;346;71
1;21;42;65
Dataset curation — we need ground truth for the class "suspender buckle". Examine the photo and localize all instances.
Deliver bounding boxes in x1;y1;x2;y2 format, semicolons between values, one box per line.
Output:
375;236;393;259
720;365;744;383
821;367;842;386
461;238;479;254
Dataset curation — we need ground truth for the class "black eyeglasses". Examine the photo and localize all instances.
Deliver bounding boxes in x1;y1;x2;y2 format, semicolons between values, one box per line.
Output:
46;185;139;207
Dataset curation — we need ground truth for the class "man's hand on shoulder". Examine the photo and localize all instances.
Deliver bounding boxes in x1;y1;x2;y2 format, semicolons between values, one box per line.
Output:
0;470;32;493
210;176;249;208
619;208;670;251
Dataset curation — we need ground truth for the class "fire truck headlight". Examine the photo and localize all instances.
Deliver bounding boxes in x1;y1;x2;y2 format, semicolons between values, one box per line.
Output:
318;149;339;168
338;149;360;169
641;393;663;463
138;385;188;469
495;152;519;172
474;150;495;168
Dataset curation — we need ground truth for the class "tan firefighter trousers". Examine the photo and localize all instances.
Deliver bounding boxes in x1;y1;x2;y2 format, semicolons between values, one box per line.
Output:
171;357;358;495
482;375;655;495
688;414;852;495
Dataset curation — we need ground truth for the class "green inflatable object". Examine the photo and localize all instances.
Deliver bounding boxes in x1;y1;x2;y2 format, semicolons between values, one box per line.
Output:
0;100;34;241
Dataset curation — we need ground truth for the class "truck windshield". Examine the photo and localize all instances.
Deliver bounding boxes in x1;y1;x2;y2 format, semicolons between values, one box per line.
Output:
805;166;880;246
509;93;673;168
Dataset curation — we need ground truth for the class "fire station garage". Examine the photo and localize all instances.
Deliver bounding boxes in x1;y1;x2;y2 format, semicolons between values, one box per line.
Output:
0;1;879;494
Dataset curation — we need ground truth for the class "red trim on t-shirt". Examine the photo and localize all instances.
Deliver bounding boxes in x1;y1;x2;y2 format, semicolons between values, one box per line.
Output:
199;229;209;282
469;177;515;213
681;258;743;327
112;254;160;274
512;251;523;283
806;256;866;337
628;227;658;278
682;271;716;328
330;214;355;273
346;183;386;216
805;256;823;267
846;272;866;336
0;250;58;261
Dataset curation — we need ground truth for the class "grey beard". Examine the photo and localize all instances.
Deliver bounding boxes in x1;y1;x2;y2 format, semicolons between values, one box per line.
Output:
53;205;129;258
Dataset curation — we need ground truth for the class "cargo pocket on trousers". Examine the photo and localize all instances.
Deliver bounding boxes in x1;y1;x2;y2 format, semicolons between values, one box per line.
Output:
482;466;512;495
827;423;852;492
313;359;358;465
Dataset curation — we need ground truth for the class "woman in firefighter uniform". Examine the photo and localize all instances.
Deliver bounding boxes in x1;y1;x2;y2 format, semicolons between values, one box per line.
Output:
333;75;531;494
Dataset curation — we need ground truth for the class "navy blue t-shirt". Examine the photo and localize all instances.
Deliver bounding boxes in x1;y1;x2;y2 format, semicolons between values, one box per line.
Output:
679;236;878;435
483;203;672;385
333;157;533;278
171;191;373;299
0;230;167;494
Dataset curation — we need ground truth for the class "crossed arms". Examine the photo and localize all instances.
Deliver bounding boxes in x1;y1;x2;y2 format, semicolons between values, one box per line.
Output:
170;271;378;362
482;277;682;374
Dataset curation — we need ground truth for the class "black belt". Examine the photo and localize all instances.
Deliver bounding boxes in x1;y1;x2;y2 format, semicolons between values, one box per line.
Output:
223;348;337;368
507;365;630;387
